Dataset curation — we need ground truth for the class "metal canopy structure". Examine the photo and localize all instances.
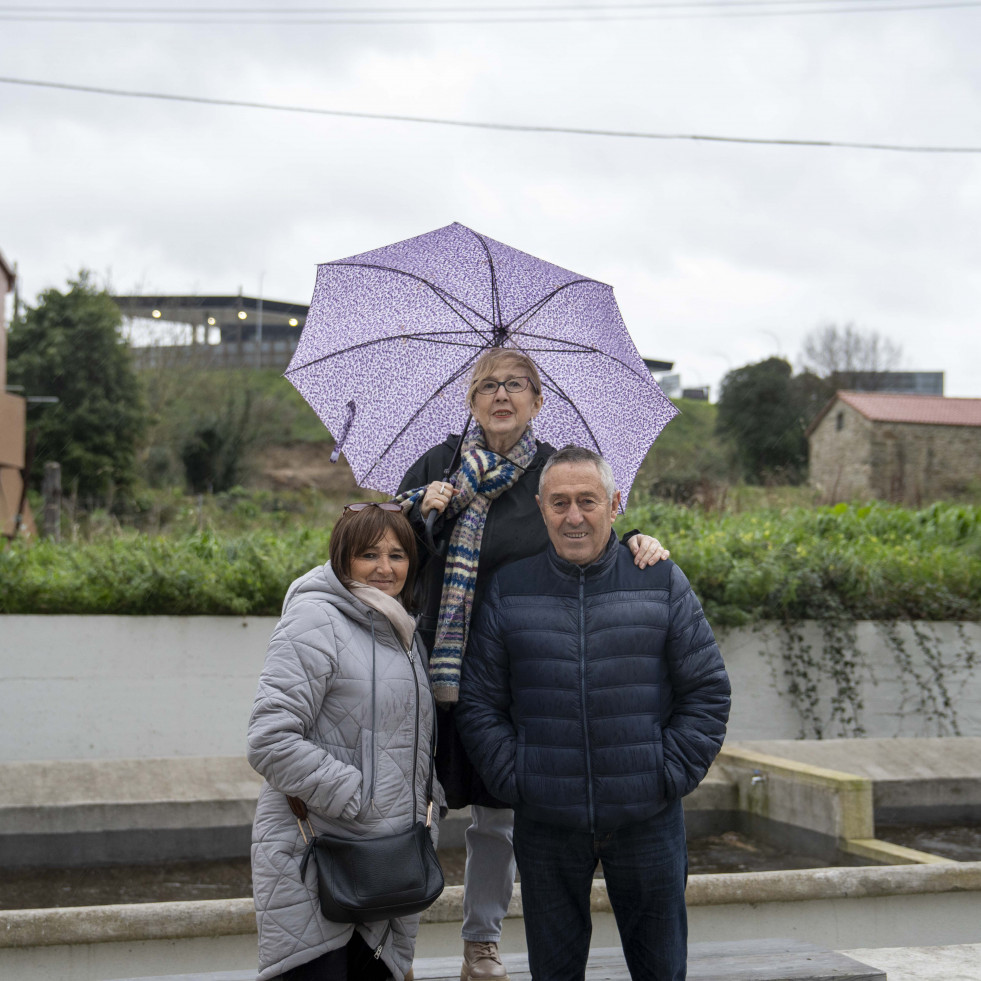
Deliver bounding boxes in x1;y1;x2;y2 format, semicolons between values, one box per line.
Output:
112;294;308;345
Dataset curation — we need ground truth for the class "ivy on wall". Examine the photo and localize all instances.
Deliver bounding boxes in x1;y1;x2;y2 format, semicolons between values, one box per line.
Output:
774;620;979;739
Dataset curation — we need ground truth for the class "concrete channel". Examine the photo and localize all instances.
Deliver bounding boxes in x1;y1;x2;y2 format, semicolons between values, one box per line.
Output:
1;739;980;979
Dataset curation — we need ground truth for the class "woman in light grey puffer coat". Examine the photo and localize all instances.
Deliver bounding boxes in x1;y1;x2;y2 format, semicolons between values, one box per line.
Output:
248;503;443;981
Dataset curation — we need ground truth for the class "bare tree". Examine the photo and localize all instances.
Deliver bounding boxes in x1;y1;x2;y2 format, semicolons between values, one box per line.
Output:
798;322;902;391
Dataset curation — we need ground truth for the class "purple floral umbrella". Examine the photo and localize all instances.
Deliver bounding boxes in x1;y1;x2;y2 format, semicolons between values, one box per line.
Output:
285;222;677;505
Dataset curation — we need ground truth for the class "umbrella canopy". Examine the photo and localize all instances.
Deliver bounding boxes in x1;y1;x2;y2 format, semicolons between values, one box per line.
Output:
286;222;677;503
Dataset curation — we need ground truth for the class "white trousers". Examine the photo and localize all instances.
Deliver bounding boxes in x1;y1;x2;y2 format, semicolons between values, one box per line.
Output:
462;804;517;941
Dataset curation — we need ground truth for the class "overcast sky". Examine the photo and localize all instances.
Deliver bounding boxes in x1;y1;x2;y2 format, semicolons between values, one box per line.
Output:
2;0;979;400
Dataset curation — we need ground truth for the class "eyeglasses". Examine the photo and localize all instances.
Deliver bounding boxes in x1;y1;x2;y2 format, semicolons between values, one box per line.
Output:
344;501;403;513
475;376;534;396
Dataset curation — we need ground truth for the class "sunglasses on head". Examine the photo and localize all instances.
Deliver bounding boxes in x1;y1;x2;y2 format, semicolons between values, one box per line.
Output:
343;501;403;513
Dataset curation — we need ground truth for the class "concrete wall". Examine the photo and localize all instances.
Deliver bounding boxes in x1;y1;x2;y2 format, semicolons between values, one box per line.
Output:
1;616;979;762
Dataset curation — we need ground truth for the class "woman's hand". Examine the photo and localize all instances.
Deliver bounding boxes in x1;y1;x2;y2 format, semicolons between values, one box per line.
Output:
627;534;669;569
420;480;458;517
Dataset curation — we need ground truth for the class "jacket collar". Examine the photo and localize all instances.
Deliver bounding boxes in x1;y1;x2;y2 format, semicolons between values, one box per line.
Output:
545;529;620;581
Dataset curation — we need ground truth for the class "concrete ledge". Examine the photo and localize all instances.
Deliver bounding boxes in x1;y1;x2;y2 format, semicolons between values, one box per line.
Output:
0;759;737;866
683;861;981;907
0;899;257;948
0;757;264;868
733;738;981;826
4;864;980;950
842;838;954;866
718;746;874;843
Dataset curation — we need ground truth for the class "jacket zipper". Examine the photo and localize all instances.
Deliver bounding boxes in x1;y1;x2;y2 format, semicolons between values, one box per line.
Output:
374;921;392;958
409;638;420;818
369;616;419;814
368;614;377;809
579;568;595;832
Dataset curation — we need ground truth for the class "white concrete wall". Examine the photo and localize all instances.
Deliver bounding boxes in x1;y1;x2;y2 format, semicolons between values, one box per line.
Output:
1;617;979;762
0;616;270;761
723;620;981;740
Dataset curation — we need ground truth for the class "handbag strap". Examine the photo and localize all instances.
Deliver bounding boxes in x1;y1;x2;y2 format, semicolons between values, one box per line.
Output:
287;620;439;838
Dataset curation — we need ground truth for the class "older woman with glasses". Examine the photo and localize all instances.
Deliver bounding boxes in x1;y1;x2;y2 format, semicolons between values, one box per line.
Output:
397;348;668;981
248;501;442;981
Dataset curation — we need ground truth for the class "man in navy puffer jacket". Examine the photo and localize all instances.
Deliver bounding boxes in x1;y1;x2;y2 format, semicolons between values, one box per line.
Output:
457;446;730;981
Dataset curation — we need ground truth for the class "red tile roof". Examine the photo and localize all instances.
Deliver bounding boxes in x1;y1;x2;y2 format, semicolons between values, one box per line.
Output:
838;391;981;427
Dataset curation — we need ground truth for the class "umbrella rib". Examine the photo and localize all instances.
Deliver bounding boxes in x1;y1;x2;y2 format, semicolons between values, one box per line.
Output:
504;278;597;331
328;260;498;345
503;279;655;379
360;353;484;481
284;332;489;375
465;228;504;341
503;338;605;456
511;334;658;386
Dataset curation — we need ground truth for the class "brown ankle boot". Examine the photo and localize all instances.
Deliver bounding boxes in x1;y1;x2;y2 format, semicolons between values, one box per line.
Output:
461;940;509;981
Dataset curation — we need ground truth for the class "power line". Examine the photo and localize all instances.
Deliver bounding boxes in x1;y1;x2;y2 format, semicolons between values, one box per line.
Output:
2;75;979;153
0;0;954;9
0;1;924;9
1;0;980;21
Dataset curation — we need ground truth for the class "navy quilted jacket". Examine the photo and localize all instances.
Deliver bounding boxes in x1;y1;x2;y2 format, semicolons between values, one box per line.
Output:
456;531;730;833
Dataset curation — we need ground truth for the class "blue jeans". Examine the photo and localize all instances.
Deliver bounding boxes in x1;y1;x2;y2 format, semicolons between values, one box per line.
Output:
513;801;688;981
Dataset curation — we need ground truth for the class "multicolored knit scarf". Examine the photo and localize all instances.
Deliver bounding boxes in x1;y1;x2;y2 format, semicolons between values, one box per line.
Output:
398;425;538;703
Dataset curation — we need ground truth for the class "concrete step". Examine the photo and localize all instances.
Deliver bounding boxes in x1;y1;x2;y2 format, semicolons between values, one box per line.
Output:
105;939;886;980
0;757;729;867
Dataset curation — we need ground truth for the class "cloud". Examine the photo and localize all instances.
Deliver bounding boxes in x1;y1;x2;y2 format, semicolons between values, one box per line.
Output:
2;1;979;398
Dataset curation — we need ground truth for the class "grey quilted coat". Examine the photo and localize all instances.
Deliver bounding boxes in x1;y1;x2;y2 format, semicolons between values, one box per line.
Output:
247;562;442;981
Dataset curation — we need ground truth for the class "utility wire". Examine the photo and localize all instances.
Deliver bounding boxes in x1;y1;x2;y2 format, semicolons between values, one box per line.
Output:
2;75;978;153
0;0;959;10
0;1;941;9
1;0;980;21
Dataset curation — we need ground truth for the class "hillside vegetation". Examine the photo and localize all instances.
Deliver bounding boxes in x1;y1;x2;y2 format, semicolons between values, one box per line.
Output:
4;499;978;624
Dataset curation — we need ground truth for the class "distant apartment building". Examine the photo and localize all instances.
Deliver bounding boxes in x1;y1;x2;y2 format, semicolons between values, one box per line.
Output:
849;372;944;396
807;391;981;504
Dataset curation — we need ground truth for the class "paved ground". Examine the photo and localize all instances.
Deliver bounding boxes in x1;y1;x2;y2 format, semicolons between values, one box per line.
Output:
843;944;981;981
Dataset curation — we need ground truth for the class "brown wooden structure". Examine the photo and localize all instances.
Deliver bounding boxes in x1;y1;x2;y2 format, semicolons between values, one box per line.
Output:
0;248;35;539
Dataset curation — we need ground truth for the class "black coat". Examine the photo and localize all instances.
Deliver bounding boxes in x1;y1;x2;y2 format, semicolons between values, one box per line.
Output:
398;436;555;808
456;532;731;833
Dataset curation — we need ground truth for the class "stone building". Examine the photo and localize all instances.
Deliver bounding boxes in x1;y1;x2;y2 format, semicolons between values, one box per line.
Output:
807;391;981;504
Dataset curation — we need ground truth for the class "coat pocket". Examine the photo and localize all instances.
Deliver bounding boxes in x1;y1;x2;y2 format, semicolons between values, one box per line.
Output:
355;733;374;821
513;725;527;804
652;721;666;802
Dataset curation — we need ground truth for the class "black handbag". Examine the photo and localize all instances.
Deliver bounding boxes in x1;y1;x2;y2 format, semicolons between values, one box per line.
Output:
298;811;444;923
292;643;444;924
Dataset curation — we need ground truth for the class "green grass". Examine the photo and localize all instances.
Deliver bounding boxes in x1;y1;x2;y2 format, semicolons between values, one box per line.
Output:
5;496;980;624
616;499;981;625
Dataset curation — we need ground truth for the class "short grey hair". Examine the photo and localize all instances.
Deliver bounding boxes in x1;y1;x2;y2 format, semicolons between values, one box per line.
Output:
539;445;616;502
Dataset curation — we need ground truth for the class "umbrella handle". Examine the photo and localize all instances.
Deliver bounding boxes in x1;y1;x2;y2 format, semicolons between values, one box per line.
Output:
423;508;442;555
422;413;471;555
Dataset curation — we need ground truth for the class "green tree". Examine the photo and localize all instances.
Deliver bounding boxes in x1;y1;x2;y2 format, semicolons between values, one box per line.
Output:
7;273;147;500
636;397;735;502
716;357;809;484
